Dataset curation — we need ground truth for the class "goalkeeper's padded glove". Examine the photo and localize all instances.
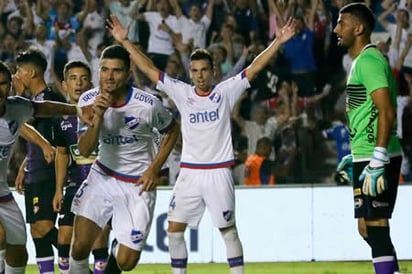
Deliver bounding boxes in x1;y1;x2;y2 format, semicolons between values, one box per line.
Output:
359;147;390;197
336;154;353;183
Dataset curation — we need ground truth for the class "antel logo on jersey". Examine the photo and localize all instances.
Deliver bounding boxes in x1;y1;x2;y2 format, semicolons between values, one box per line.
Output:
102;134;139;145
125;116;140;130
189;109;219;123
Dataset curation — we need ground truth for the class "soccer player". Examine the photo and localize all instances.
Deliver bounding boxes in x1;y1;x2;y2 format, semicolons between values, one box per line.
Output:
334;3;402;274
52;61;111;274
0;60;91;274
68;45;180;274
107;14;296;274
13;47;68;274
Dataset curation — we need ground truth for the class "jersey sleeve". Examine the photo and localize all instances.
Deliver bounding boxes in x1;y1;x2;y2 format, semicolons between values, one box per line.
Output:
156;72;189;104
8;96;35;123
77;88;97;134
216;70;251;109
150;96;175;134
357;55;389;95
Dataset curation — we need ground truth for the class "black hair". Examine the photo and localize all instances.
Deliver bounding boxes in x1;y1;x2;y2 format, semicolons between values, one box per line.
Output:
190;48;214;68
15;46;48;74
63;60;92;80
100;45;131;71
340;3;375;34
0;61;12;82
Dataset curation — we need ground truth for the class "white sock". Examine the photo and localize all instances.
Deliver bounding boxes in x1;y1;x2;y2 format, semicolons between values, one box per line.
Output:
4;261;25;274
168;232;187;274
221;227;244;274
68;256;89;274
0;249;5;274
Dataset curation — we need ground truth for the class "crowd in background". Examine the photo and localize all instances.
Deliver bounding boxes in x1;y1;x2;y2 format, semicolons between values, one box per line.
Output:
2;0;412;186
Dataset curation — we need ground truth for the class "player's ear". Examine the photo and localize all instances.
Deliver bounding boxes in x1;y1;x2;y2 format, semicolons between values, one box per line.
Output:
355;23;365;36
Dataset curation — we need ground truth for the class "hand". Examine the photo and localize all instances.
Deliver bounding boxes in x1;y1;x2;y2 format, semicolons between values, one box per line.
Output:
336;154;353;183
52;191;63;212
135;168;159;194
275;17;296;44
106;14;129;43
78;105;94;127
42;145;56;163
359;165;387;197
93;92;112;117
15;167;25;194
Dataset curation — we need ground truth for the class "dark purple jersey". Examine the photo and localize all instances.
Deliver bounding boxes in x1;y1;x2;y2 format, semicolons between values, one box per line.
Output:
55;115;95;194
24;87;66;184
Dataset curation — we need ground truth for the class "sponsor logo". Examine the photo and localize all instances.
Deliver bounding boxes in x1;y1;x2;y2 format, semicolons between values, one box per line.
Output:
354;198;363;209
102;134;139;145
60;120;73;131
125;116;140;130
366;107;378;144
134;93;154;105
131;230;144;244
223;210;232;221
189;109;219;123
372;200;389;208
81;89;99;103
354;188;362;196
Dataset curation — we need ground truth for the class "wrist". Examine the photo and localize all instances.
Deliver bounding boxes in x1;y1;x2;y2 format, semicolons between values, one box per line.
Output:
369;146;389;168
75;105;82;117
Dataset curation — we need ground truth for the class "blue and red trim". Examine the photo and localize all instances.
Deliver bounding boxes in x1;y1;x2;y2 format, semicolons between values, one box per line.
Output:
95;161;140;183
0;193;14;203
180;160;235;169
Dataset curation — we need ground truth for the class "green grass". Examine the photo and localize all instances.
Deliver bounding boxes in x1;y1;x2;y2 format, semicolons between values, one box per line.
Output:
24;261;412;273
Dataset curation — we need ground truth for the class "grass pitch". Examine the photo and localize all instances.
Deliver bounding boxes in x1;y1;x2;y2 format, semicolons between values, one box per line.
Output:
24;261;412;273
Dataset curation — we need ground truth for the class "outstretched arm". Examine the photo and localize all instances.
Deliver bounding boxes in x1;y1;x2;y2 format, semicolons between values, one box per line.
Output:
107;14;160;84
244;17;296;82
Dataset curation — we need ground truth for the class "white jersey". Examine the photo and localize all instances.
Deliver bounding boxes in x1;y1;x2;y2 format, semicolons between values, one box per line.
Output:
0;97;33;196
78;87;174;181
156;71;250;169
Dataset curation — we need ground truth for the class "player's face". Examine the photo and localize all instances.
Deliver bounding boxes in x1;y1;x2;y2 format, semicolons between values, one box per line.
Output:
63;67;92;103
14;63;33;90
190;59;214;94
0;73;11;106
99;59;130;94
334;13;357;49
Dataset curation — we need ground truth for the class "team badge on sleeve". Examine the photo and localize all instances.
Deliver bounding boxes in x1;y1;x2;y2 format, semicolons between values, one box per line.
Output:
131;230;144;244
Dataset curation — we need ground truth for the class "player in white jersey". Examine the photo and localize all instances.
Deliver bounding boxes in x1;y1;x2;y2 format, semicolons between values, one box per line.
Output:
108;15;296;274
0;61;91;274
68;45;179;274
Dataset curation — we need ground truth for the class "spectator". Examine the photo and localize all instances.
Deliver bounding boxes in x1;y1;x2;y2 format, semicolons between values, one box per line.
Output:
244;137;276;186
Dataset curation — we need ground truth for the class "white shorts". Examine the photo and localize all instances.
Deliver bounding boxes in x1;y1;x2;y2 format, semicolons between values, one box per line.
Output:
0;194;27;245
167;167;236;229
71;165;156;251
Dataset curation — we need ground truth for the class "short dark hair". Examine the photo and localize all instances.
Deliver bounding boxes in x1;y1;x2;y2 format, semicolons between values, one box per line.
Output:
0;61;12;82
63;60;92;80
340;3;375;34
100;45;131;71
190;48;214;68
15;46;48;74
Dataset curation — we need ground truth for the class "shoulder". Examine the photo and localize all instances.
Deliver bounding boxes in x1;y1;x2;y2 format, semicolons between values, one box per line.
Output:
78;87;99;107
130;88;162;107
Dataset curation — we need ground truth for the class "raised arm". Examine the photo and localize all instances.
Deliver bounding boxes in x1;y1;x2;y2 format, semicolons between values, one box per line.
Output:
107;14;160;84
245;17;296;81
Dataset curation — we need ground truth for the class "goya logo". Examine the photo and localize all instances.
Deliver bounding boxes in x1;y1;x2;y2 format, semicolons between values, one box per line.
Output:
81;89;99;103
134;93;154;105
189;109;219;123
102;134;139;145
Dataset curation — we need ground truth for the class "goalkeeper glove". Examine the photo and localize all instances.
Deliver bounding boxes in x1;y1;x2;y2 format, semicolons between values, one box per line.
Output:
336;154;353;184
359;147;389;197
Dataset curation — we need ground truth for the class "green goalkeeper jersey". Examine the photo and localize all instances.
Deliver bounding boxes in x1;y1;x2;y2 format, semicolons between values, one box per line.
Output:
346;45;401;161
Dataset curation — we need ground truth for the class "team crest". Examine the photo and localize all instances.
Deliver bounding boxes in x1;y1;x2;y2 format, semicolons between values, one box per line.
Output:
8;121;18;135
125;116;140;130
131;230;144;244
223;210;233;222
209;92;221;103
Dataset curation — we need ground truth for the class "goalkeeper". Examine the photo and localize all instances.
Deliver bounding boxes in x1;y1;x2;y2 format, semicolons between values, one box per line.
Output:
335;3;402;274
